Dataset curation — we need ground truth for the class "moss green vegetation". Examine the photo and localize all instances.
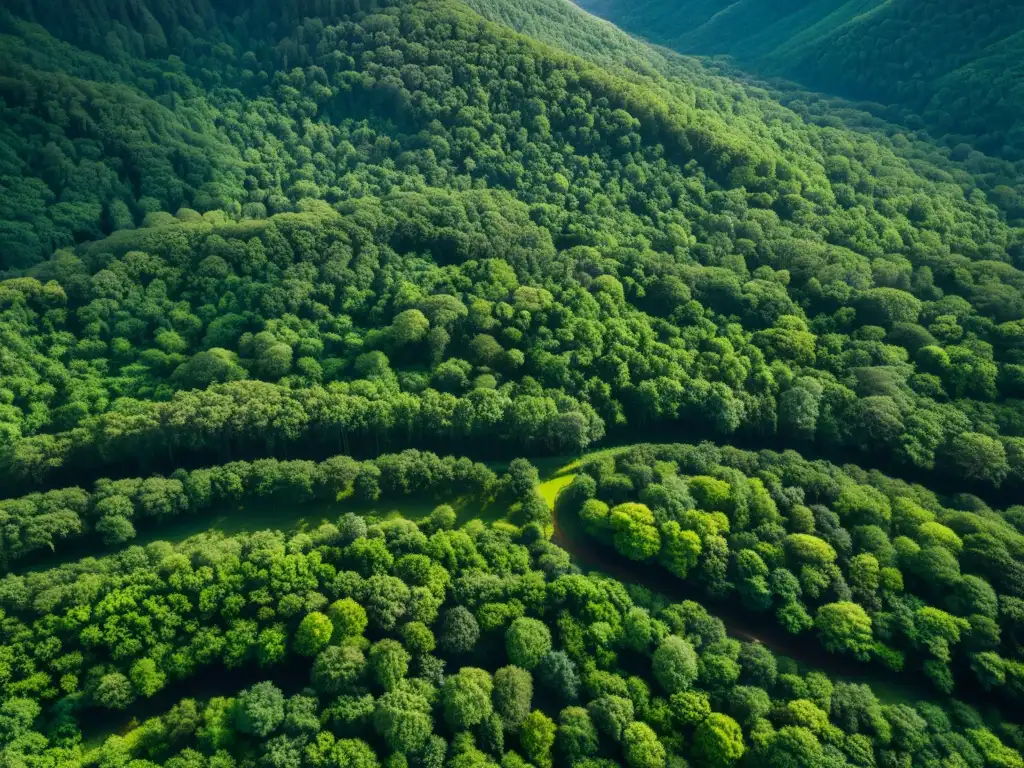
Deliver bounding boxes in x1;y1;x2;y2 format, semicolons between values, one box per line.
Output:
536;473;577;511
2;0;1024;502
2;0;1024;765
0;451;497;567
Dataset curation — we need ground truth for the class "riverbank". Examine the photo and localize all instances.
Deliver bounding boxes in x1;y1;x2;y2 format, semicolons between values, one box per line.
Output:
10;434;1019;578
30;441;1022;752
537;452;1019;723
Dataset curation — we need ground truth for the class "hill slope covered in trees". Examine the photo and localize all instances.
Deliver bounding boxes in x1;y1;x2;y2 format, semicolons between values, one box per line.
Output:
4;0;1024;496
574;0;1024;162
3;0;1024;766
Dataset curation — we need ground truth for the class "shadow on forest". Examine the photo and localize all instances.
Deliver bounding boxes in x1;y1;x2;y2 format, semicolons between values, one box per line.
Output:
543;455;1021;724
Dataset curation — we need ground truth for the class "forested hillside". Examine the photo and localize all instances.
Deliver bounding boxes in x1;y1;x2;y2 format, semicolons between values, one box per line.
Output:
574;0;1024;162
2;0;1024;766
5;0;1024;495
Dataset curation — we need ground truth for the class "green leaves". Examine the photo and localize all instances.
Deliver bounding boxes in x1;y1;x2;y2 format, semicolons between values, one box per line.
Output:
519;710;557;768
814;602;874;661
505;617;552;670
294;612;334;656
368;639;411;692
2;1;1024;765
693;712;745;768
442;667;493;730
493;666;533;730
235;682;285;738
651;636;699;695
372;687;433;754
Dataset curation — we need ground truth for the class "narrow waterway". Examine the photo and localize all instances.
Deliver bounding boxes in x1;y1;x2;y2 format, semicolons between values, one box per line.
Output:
9;434;1020;578
24;442;1022;749
549;483;1019;721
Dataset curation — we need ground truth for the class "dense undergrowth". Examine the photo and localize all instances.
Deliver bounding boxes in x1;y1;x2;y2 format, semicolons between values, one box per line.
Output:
561;442;1024;703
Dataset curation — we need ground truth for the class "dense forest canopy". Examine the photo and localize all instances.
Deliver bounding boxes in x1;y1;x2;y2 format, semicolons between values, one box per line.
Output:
573;0;1024;163
2;0;1024;766
4;0;1024;498
6;457;1022;768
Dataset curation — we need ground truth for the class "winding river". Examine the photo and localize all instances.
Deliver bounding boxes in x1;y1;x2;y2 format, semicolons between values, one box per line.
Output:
548;477;1018;719
18;442;1021;747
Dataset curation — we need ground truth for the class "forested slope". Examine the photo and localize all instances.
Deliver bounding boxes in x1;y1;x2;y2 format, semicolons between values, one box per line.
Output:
4;0;1024;498
466;0;1024;228
3;0;1024;766
574;0;1024;161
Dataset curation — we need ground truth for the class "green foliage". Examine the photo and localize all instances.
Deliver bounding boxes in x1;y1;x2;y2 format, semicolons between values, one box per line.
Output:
236;682;285;738
372;688;432;754
312;646;366;695
440;606;482;656
573;0;1024;161
294;612;334;657
1;0;1023;764
94;672;136;710
815;603;874;661
520;710;557;768
652;636;699;694
623;721;666;768
442;668;494;730
567;442;1024;697
330;738;380;768
537;651;581;703
557;706;600;763
505;618;553;670
368;640;410;692
328;598;369;639
4;0;1024;513
493;666;534;731
0;493;1016;765
0;450;495;566
129;657;166;698
693;712;745;767
588;695;635;742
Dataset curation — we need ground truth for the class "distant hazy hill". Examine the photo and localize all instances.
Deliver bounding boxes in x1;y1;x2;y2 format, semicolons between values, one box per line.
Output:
575;0;1024;160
